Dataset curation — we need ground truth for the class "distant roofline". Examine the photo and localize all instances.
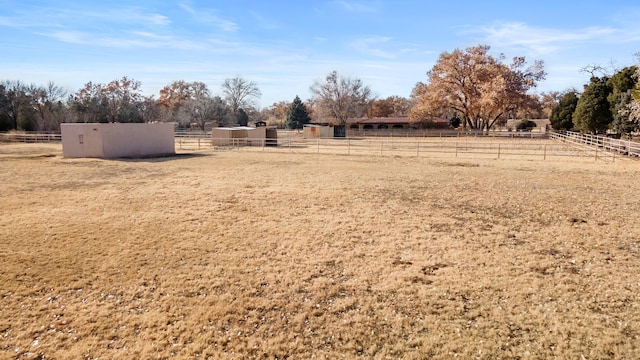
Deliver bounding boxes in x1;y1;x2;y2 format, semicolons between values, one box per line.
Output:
310;116;448;125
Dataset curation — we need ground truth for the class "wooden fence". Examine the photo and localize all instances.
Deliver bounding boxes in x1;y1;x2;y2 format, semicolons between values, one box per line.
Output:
549;131;640;159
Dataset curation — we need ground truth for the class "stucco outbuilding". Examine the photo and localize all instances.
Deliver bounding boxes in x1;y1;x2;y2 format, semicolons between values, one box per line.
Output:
61;123;175;159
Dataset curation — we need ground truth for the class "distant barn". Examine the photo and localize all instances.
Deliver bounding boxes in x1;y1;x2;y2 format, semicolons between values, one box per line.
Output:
310;117;450;136
61;123;175;159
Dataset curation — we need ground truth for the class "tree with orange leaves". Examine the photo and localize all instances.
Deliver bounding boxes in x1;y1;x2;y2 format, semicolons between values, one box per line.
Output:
410;45;545;131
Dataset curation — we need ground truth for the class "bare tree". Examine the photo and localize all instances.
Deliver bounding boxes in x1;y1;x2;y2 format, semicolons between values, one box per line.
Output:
30;81;68;131
181;95;228;131
309;70;373;125
221;76;261;114
140;96;162;123
0;80;29;130
71;76;145;123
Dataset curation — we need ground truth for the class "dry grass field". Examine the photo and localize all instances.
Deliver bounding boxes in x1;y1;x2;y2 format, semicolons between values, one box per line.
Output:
1;142;639;359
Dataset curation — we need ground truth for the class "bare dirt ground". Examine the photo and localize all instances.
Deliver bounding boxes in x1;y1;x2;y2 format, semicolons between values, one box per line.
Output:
1;142;639;359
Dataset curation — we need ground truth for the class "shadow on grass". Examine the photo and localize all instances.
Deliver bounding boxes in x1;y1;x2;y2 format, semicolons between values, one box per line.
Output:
114;152;213;163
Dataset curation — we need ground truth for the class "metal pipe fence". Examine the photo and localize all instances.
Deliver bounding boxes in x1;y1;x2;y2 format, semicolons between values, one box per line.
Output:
549;131;640;159
7;129;636;162
347;129;549;139
0;132;61;142
183;136;611;161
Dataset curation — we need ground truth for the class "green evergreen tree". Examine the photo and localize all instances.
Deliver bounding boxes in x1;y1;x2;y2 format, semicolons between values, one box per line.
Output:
573;77;613;134
284;95;311;129
607;66;638;134
607;66;638;110
549;90;578;130
235;108;249;126
610;90;636;135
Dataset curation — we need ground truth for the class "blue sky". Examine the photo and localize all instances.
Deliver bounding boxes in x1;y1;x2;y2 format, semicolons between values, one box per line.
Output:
2;0;640;107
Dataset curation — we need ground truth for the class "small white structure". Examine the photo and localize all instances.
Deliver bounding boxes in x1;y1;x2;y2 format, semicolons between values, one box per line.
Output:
61;123;175;159
211;126;277;146
211;127;249;146
303;124;334;138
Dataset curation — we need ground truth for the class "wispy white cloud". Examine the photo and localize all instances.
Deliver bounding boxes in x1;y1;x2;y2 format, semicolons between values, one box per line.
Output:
0;6;170;29
178;2;239;32
331;0;380;13
467;22;620;54
96;8;172;26
249;11;279;30
349;36;396;59
205;38;277;57
41;30;204;50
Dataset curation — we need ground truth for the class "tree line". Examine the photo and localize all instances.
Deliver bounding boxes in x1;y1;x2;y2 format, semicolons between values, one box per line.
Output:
550;65;640;136
2;44;639;135
0;76;264;132
0;73;412;132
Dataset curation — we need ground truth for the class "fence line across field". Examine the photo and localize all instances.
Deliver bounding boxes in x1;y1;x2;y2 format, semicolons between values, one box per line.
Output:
4;130;638;161
0;132;62;142
176;136;617;161
550;131;640;158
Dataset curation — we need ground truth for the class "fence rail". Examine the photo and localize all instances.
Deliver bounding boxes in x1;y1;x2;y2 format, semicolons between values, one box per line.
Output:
179;136;612;161
6;130;637;162
347;129;549;139
549;131;640;159
0;132;62;142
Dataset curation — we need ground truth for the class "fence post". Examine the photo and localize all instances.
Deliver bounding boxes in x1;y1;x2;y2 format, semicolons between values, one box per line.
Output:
543;144;546;160
417;141;420;157
497;143;501;159
380;141;383;155
455;142;458;157
348;138;351;155
317;138;320;153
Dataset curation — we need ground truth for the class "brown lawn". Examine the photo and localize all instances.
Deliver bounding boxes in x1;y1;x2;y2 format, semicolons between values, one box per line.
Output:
1;142;639;359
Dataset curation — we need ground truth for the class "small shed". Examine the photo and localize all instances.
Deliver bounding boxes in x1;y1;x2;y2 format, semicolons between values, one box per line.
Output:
212;126;277;146
303;124;334;138
61;123;175;159
211;127;248;146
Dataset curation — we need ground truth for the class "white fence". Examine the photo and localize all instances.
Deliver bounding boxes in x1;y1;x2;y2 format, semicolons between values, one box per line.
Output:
178;136;616;161
347;129;548;139
6;130;638;162
0;132;61;142
549;131;640;159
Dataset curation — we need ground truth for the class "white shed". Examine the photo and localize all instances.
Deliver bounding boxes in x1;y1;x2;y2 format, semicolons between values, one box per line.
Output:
303;124;334;138
61;123;175;159
211;126;277;146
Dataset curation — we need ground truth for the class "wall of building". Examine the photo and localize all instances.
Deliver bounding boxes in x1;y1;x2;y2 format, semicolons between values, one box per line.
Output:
61;123;175;159
61;123;105;158
212;126;276;146
303;125;334;138
212;128;247;146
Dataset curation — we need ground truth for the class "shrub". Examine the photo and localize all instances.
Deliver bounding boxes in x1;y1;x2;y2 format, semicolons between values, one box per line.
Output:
516;120;537;131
